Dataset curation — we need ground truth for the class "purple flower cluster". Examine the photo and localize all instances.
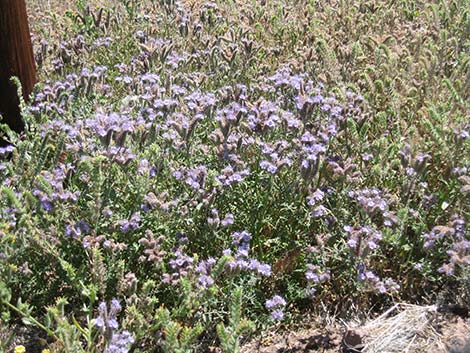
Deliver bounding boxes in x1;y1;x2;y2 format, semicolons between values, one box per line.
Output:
327;156;361;182
137;158;150;175
246;99;283;133
306;188;334;221
95;299;134;353
348;188;398;227
172;165;208;192
344;225;383;258
225;231;272;277
166;112;204;147
265;295;286;321
33;164;80;211
215;102;247;138
93;36;113;49
162;235;194;285
184;90;216;111
299;131;327;181
0;145;14;157
0;207;18;229
95;299;121;337
195;257;216;289
141;192;177;213
104;147;136;166
207;208;234;228
423;216;469;276
452;166;468;177
106;331;135;353
356;264;400;294
305;264;330;283
215;166;250;187
31;75;79;116
65;220;90;238
32;64;110;117
452;124;469;146
81;234;127;251
85;112;146;147
117;212;141;233
398;144;431;178
305;264;330;298
258;140;293;175
307;189;325;206
268;66;307;90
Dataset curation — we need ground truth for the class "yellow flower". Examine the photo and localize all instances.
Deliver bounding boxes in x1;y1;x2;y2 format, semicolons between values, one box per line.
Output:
14;346;26;353
42;350;51;353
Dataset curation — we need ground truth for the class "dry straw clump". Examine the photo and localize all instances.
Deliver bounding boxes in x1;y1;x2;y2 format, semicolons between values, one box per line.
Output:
353;303;470;353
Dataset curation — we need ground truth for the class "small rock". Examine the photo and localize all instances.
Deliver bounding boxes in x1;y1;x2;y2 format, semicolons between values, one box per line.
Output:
342;329;364;352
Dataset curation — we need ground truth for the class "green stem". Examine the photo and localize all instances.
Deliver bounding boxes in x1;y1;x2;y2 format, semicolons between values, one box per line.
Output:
2;300;61;342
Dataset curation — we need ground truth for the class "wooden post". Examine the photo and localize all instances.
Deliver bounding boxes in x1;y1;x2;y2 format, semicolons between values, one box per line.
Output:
0;0;37;138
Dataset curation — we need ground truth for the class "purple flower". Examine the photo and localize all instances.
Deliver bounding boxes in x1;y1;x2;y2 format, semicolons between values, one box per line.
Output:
265;295;286;321
138;159;149;175
41;200;54;211
270;309;284;321
231;231;251;246
173;170;183;180
95;299;123;340
305;265;330;284
106;331;134;353
117;212;141;232
225;231;271;277
221;213;234;227
260;160;278;174
196;274;214;289
265;295;286;309
312;205;327;218
426;216;469;276
163;243;195;285
95;299;134;353
0;145;14;156
207;208;220;226
216;166;250;187
249;259;272;277
65;220;90;238
307;189;325;206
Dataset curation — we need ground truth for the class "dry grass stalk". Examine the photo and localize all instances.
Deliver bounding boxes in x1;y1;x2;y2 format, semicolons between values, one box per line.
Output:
357;303;448;353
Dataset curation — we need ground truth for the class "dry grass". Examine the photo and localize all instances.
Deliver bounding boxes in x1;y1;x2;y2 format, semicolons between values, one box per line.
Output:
240;303;470;353
352;303;470;353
